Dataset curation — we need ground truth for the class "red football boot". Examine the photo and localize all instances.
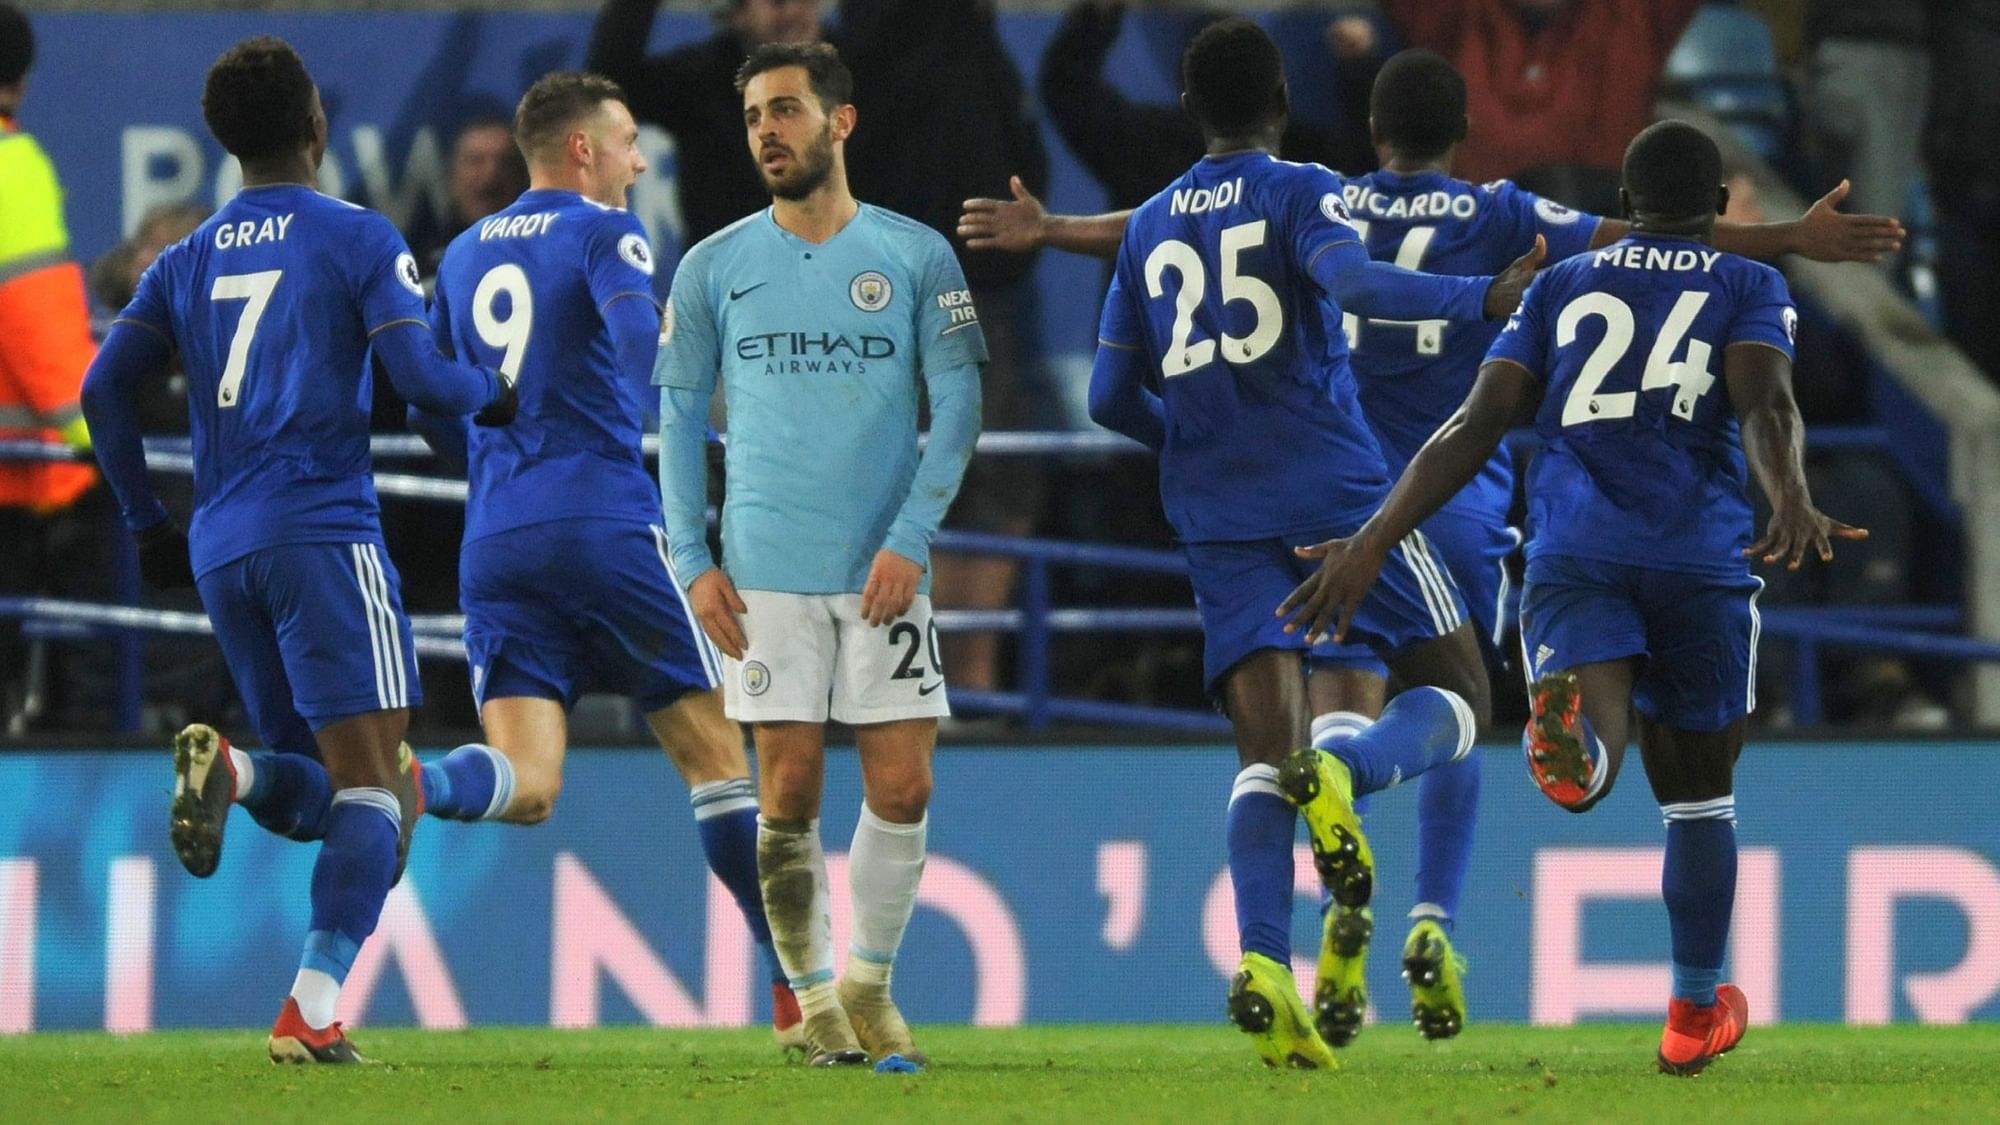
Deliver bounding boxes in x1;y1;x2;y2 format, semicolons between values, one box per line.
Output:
267;997;373;1065
1657;983;1748;1076
1524;671;1605;810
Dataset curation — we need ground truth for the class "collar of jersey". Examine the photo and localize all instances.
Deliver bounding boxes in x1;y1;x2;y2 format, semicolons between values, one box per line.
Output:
764;203;869;248
1367;168;1449;191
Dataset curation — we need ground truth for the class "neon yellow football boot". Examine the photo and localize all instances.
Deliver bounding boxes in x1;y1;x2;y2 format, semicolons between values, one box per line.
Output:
1277;749;1375;908
1314;905;1372;1048
1227;952;1338;1070
1402;917;1468;1040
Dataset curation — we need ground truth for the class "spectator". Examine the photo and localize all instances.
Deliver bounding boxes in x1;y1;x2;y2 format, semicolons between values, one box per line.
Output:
587;0;821;247
88;202;211;317
1332;0;1702;192
1039;2;1375;210
0;1;106;729
406;116;528;282
1924;0;2000;384
837;0;1048;695
1804;1;1932;235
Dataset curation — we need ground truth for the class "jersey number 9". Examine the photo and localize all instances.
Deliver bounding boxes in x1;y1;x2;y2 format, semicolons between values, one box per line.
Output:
1144;220;1284;378
473;264;536;382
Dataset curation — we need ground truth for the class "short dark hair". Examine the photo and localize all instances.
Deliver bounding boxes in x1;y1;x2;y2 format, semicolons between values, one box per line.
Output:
1182;17;1285;137
1371;49;1467;159
1622;120;1722;219
513;71;626;159
0;2;31;89
202;37;317;163
735;41;852;110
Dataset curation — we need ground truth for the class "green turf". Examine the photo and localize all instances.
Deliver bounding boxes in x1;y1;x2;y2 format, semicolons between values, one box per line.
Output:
2;1024;1994;1124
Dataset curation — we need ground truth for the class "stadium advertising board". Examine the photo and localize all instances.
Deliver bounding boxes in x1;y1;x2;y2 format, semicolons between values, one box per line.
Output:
2;744;1995;1032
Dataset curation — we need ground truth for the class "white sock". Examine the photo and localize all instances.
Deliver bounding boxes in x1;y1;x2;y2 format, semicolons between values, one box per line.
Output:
846;803;928;984
289;967;340;1029
230;748;256;802
1311;710;1372;750
757;816;836;1015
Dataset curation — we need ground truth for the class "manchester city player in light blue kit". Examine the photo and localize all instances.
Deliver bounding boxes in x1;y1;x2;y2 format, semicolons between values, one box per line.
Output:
655;42;983;1070
408;71;803;1052
1287;121;1865;1077
1089;19;1533;1070
79;37;516;1063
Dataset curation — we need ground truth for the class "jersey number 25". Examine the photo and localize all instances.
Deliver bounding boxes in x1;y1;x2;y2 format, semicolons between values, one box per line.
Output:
1144;221;1283;378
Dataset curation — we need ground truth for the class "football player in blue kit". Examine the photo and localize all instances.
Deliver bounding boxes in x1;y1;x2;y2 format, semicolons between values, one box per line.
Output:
1087;19;1542;1069
962;47;1901;1048
1281;120;1866;1077
406;71;803;1053
79;37;518;1063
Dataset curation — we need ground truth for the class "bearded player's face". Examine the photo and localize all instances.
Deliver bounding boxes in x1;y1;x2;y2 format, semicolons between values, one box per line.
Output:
743;66;840;201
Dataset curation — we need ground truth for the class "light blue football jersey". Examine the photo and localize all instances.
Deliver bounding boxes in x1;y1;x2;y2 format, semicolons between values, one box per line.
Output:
654;205;988;594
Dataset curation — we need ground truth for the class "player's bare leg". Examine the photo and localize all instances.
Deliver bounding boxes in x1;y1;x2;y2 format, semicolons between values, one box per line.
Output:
478;696;567;823
648;691;802;1055
836;717;935;1070
1639;718;1750;1075
1524;658;1636;812
1217;651;1338;1069
754;720;867;1067
269;709;417;1065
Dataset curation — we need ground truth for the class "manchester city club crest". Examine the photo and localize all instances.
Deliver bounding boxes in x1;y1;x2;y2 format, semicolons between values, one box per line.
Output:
849;270;892;312
742;660;771;696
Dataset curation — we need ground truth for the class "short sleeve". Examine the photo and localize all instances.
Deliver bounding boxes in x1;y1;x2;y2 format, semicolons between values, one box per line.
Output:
114;249;178;346
1096;264;1145;353
915;233;989;373
1726;263;1797;361
1489;179;1601;265
352;215;429;336
585;211;660;314
1484;270;1555;375
1286;164;1364;277
652;245;721;392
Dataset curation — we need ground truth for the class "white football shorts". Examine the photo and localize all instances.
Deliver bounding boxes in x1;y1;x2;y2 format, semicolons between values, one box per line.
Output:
722;590;951;725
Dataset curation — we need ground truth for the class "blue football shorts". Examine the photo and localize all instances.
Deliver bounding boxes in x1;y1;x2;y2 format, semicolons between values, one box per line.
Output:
460;518;721;714
1186;523;1468;697
1518;553;1765;732
197;540;421;754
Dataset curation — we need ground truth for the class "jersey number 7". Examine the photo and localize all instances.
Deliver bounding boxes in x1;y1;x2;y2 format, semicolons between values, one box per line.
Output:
1144;220;1285;377
210;270;283;408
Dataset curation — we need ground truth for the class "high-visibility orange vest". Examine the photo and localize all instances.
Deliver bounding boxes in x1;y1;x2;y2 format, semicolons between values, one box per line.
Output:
0;114;98;513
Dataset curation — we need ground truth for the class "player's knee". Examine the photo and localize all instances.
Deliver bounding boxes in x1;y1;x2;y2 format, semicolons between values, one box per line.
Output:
864;771;932;823
503;773;562;825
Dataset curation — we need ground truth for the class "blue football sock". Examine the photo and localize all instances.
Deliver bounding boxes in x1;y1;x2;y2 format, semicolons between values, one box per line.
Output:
292;788;400;1027
692;779;785;985
1325;687;1476;800
1661;798;1738;1007
1412;752;1481;925
1226;764;1296;964
240;752;331;842
422;744;514;821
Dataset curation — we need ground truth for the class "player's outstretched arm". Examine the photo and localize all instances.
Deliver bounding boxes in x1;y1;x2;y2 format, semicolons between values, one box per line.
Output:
1278;359;1536;644
80;321;193;588
371;321;512;423
958;177;1130;259
1727;343;1869;569
1591;180;1904;264
1315;236;1544;323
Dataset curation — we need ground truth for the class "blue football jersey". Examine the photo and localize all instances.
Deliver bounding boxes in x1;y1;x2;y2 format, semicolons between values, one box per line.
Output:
1342;172;1601;516
1097;152;1391;542
432;190;661;544
1487;234;1798;574
116;184;430;576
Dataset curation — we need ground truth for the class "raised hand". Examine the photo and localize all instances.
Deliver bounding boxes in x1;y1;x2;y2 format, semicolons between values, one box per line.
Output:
1484;235;1546;319
958;176;1047;254
1794;180;1905;264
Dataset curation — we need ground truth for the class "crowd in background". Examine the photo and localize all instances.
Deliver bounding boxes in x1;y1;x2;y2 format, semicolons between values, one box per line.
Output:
3;0;1995;738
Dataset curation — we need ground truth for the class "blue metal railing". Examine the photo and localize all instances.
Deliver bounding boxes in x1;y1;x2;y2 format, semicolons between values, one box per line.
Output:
5;426;1986;732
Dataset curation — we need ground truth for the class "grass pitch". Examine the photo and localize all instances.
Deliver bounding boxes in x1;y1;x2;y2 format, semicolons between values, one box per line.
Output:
3;1024;1995;1124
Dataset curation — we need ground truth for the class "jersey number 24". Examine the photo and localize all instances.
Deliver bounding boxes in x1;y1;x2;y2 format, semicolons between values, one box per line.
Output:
1555;290;1718;428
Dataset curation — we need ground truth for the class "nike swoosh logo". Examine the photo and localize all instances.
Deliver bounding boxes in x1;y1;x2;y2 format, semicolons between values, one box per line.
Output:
729;282;768;301
917;681;944;697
